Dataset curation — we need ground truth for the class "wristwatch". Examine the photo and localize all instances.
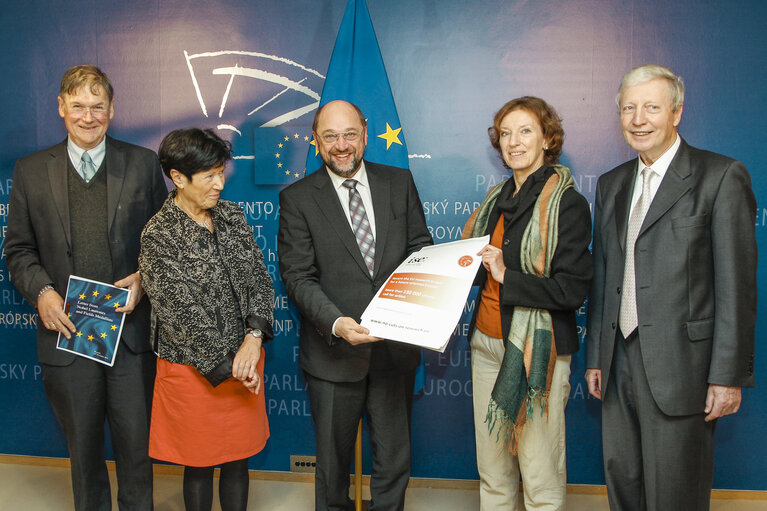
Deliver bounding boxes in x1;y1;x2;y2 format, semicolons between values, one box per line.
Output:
246;328;263;339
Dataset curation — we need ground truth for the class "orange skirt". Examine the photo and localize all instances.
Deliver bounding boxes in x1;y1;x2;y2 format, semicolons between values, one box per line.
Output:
149;351;269;467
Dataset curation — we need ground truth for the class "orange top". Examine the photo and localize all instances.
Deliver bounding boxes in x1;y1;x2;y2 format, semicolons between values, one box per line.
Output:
475;216;505;339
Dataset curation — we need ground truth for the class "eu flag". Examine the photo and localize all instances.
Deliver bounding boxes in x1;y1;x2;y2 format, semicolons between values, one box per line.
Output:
305;0;409;174
253;126;313;185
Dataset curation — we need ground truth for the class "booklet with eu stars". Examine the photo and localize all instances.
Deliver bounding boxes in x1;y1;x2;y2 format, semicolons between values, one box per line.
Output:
56;275;131;367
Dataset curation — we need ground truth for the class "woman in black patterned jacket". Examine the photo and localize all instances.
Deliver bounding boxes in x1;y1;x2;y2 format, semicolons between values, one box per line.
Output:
139;128;274;511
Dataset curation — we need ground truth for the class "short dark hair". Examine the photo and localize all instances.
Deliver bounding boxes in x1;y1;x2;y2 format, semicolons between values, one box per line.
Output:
158;128;232;179
312;100;367;133
60;65;114;103
488;96;564;166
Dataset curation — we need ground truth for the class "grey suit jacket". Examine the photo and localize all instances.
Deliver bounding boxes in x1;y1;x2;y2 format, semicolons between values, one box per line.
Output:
6;136;168;365
587;139;756;416
278;161;433;382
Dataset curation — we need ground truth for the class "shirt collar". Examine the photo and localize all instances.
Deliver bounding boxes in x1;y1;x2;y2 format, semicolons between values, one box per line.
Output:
638;133;680;178
67;136;107;169
326;160;369;190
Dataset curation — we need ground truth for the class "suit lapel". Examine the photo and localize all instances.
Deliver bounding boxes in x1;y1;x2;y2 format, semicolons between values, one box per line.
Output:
311;169;372;278
640;142;692;235
612;161;637;254
47;141;71;248
367;163;390;279
105;137;126;235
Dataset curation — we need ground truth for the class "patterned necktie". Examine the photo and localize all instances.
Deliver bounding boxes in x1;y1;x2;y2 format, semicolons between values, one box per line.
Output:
619;166;653;338
79;151;97;182
342;179;375;276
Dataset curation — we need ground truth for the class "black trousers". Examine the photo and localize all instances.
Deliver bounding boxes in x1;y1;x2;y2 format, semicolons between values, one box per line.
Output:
305;344;415;511
43;347;155;510
602;331;715;511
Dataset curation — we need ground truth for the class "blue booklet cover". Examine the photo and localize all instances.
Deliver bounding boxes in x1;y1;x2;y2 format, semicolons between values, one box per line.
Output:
56;276;131;367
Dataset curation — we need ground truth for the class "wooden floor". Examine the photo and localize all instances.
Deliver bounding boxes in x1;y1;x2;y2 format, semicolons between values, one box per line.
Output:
0;456;765;510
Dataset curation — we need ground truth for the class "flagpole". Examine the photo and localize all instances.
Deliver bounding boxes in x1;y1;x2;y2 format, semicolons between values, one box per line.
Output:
355;419;363;510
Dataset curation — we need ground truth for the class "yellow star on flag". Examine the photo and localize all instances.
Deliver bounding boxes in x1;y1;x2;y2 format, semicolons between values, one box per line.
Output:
76;331;83;337
104;294;111;300
79;294;86;300
100;332;107;339
284;136;289;141
87;335;94;341
277;162;283;168
275;153;281;158
92;290;100;297
67;313;71;318
113;302;121;308
377;123;403;150
310;138;318;156
111;325;118;331
278;143;283;148
285;170;291;175
294;133;299;138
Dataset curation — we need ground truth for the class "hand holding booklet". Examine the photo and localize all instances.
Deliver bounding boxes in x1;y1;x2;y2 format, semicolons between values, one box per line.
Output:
361;235;489;352
56;275;131;366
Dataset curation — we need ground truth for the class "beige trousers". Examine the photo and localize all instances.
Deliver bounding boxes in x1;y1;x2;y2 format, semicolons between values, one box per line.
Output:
471;329;571;511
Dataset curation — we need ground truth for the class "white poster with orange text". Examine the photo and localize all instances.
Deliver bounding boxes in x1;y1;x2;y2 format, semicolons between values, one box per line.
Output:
361;235;489;352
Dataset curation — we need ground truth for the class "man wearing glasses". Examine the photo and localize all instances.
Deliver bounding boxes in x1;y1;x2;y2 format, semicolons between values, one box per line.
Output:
279;100;432;511
6;65;167;509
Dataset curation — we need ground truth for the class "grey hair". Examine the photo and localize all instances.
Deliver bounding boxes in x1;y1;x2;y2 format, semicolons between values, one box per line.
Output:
616;64;685;112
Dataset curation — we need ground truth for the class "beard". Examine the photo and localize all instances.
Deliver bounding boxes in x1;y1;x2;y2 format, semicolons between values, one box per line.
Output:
324;150;364;178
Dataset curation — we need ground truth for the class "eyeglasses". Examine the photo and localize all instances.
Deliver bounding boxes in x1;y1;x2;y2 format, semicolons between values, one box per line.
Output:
319;131;360;144
68;104;109;119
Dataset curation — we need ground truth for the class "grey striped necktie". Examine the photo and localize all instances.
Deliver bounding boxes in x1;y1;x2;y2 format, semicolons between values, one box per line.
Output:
342;179;375;276
79;151;97;182
619;166;653;338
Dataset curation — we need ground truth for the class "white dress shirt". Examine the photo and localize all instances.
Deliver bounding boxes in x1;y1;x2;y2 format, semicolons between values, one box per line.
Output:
628;133;681;211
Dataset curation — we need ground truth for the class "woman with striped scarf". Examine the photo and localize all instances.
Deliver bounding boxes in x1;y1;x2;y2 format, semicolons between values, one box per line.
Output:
464;97;593;510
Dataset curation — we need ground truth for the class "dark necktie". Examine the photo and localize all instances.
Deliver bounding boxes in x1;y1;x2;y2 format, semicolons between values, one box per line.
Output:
342;179;375;276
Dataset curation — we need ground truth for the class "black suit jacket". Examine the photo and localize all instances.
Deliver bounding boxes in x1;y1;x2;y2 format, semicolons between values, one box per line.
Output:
469;165;593;354
278;161;433;382
587;139;757;416
6;136;167;365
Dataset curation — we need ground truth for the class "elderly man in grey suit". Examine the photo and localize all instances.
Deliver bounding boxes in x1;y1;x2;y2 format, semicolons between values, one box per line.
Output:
586;64;756;511
6;65;167;510
278;100;432;511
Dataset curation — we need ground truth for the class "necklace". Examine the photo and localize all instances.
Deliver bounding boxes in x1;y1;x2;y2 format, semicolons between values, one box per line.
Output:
196;215;213;230
174;196;214;231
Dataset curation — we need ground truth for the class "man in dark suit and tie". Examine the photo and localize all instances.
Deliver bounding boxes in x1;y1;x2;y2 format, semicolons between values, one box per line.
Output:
278;100;432;511
6;65;167;510
586;64;756;510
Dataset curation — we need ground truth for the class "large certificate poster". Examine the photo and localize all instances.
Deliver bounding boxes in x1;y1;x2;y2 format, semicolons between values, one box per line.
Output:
361;236;489;352
56;276;130;366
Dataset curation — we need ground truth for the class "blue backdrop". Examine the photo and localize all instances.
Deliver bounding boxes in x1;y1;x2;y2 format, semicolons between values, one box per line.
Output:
0;0;765;490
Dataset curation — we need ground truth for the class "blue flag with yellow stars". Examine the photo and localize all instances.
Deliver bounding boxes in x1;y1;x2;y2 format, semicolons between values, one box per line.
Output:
305;0;409;174
56;276;131;367
254;126;314;185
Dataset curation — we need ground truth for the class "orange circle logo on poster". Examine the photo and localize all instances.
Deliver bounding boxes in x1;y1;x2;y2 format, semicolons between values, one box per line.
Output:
458;255;473;267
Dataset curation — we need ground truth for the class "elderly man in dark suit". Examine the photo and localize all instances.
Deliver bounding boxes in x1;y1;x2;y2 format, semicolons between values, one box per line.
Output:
278;100;432;511
6;65;167;510
586;64;756;511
